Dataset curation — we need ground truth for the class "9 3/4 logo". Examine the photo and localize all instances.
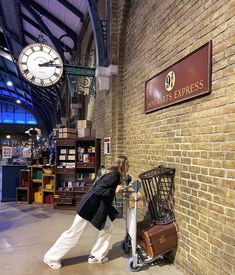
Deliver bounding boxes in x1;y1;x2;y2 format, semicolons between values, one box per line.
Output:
165;71;175;91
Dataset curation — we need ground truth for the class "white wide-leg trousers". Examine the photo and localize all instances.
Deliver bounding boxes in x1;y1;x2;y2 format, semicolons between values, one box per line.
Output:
44;214;112;263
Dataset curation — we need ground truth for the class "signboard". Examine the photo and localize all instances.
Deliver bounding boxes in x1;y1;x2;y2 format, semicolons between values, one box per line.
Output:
104;137;111;155
145;41;212;113
2;146;12;159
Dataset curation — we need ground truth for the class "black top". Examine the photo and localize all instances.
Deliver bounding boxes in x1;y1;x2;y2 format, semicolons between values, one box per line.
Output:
76;170;120;230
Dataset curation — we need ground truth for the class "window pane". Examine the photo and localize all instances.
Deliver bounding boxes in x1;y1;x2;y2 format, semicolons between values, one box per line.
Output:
0;101;37;125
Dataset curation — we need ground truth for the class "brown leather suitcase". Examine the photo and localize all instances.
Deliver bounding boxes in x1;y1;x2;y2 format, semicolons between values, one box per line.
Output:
137;220;179;258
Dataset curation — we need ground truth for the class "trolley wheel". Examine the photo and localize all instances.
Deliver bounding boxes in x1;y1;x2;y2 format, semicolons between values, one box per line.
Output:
128;257;142;272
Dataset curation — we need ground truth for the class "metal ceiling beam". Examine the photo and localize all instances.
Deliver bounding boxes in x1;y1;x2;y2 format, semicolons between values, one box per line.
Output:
0;59;33;104
0;79;48;109
0;67;45;100
86;0;108;66
0;67;58;115
0;94;36;118
21;12;46;35
28;86;56;109
2;74;57;125
0;51;23;102
23;28;72;53
0;4;18;62
20;0;77;49
17;0;64;59
44;89;57;126
44;86;64;121
25;87;55;129
0;47;11;57
0;58;64;124
16;2;26;46
0;6;58;131
0;83;23;101
0;4;54;125
56;0;84;22
54;85;66;117
1;27;25;48
21;13;73;53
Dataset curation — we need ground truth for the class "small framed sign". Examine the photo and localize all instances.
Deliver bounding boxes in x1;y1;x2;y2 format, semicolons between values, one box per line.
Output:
104;137;111;155
145;41;212;113
2;146;13;159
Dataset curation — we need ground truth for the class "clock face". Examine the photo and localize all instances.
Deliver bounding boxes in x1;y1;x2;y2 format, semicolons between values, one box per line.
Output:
18;43;63;87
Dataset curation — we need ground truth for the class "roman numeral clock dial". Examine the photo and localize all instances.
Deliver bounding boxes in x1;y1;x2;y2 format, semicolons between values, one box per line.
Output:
18;43;63;87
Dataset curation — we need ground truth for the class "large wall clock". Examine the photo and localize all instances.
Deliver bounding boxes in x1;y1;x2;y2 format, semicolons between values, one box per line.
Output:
18;43;64;87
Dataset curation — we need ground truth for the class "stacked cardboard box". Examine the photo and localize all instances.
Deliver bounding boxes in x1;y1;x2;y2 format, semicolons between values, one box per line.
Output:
77;120;95;138
59;128;77;138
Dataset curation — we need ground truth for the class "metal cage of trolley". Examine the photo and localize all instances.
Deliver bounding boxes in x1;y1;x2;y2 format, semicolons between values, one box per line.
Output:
121;166;178;272
139;165;176;224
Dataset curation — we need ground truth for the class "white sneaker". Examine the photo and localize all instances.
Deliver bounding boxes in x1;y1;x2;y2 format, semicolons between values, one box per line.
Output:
43;256;62;269
88;255;109;264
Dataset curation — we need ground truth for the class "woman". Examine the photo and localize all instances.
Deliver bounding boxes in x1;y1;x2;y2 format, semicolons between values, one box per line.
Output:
43;155;130;269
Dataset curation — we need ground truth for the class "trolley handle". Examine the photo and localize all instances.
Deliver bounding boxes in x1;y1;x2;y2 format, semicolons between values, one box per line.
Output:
120;184;132;192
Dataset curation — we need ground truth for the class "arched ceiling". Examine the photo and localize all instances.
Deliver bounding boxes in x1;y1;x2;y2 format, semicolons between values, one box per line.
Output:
0;0;109;133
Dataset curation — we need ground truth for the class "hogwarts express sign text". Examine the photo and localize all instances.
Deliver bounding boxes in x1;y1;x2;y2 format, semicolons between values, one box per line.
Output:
145;41;212;113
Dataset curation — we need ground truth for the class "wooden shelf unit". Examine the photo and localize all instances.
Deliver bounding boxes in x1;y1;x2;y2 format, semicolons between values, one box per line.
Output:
16;169;32;204
31;165;55;205
42;173;56;205
54;138;101;209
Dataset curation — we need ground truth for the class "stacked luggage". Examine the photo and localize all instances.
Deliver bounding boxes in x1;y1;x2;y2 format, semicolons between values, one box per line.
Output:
137;166;178;258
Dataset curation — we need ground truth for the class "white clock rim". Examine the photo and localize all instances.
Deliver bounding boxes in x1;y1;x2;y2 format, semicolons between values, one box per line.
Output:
18;43;63;87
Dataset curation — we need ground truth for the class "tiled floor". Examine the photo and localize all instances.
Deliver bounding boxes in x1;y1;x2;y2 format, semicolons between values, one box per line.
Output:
0;203;184;275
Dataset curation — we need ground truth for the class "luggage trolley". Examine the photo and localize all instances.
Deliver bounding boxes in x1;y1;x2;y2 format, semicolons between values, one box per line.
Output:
121;166;178;272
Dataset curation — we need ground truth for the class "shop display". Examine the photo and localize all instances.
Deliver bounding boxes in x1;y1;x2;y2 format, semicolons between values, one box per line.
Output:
16;169;32;203
54;138;101;209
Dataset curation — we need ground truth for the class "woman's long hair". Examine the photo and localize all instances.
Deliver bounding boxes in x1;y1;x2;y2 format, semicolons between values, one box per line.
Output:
107;155;128;183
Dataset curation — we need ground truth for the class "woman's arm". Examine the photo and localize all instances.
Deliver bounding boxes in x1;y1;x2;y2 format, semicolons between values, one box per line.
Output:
94;172;120;197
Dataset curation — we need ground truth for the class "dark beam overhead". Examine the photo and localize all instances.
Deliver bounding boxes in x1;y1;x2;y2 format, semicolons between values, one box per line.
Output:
16;2;26;46
23;29;72;53
20;0;77;49
0;4;17;61
0;0;95;131
0;71;57;126
0;67;44;99
0;59;64;122
86;0;108;66
17;0;64;59
56;0;84;22
54;85;66;117
0;57;23;100
1;27;25;48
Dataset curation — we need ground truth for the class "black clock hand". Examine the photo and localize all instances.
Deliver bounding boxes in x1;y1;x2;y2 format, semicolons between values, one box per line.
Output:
39;57;59;66
39;63;62;68
39;60;53;66
39;60;62;68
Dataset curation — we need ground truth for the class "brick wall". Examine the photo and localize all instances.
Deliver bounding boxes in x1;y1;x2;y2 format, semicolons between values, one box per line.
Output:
84;1;234;274
114;0;234;275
